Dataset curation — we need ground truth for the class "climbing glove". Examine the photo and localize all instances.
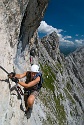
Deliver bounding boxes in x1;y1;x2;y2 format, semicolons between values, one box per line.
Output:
8;72;16;78
11;77;19;83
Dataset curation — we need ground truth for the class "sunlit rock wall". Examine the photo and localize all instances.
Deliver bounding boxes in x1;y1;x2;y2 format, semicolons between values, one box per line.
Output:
0;0;49;125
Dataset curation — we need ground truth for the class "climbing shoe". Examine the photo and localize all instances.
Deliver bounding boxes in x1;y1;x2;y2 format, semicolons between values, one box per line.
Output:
25;107;32;119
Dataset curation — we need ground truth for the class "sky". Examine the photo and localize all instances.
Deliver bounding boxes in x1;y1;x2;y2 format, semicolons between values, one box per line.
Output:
38;0;84;47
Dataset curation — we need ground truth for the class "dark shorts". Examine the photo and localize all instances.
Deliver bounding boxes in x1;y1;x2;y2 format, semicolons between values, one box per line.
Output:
30;90;39;98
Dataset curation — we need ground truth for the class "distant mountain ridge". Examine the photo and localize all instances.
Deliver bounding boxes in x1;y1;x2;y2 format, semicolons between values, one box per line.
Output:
59;45;78;56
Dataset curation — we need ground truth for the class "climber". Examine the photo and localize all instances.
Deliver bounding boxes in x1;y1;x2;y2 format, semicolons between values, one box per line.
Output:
8;64;42;115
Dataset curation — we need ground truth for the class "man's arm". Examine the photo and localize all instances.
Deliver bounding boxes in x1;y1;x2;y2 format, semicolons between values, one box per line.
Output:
15;72;27;79
18;76;40;88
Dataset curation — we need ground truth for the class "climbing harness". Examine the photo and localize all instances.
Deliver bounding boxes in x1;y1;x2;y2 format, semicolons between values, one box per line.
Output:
17;86;23;95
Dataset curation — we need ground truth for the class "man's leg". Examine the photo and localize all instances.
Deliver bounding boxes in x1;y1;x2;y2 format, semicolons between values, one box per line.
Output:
25;91;39;118
27;94;35;108
25;95;35;118
27;91;39;108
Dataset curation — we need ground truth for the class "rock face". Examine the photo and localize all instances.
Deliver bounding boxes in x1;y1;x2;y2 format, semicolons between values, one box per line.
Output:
66;47;84;87
40;31;59;60
0;0;49;125
19;0;49;51
0;0;84;125
39;34;84;125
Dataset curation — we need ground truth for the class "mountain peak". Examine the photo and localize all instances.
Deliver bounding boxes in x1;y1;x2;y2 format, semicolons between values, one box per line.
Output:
40;31;59;60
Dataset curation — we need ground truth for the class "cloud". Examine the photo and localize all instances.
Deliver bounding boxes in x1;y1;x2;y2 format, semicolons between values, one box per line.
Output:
58;33;74;45
38;21;84;46
38;21;63;34
75;34;79;36
64;36;72;39
75;39;84;44
59;36;74;45
38;21;74;45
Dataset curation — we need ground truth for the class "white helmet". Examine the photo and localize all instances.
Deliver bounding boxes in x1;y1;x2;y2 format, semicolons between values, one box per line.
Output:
31;64;39;72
